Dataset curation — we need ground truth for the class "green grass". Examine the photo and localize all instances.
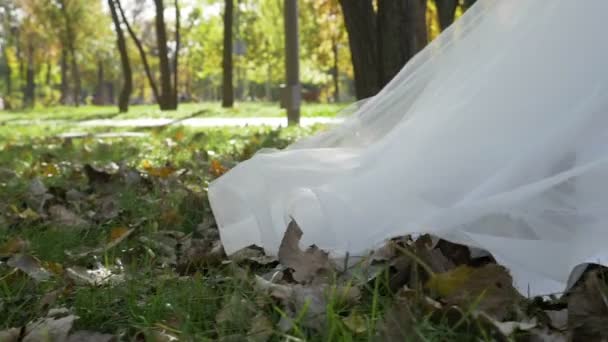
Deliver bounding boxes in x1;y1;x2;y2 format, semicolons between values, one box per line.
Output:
0;102;347;123
0;106;499;341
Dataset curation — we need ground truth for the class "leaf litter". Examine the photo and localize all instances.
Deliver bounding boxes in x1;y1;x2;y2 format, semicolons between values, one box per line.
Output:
2;128;608;341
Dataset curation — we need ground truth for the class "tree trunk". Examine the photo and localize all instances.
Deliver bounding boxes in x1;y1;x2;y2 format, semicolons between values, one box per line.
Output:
60;47;69;104
108;0;132;112
338;0;379;100
59;0;81;106
3;47;12;98
153;0;176;110
45;57;52;85
222;0;234;108
340;0;427;99
434;0;458;31
331;37;339;102
173;0;180;106
377;0;427;86
24;43;35;108
116;0;160;105
464;0;477;10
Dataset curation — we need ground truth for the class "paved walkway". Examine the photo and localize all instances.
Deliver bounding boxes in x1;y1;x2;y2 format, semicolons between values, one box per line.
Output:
9;116;344;128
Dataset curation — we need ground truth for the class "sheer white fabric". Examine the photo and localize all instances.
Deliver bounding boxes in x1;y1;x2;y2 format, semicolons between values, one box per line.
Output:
209;0;608;296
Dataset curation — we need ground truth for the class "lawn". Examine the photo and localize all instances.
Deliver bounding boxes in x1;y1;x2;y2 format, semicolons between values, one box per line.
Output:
0;102;346;124
0;105;590;341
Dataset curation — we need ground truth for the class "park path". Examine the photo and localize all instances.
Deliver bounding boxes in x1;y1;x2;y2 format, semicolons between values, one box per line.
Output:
8;116;343;128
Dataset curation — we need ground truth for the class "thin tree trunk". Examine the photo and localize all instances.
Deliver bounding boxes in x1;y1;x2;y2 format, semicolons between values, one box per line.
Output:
265;63;271;101
3;48;12;97
338;0;379;100
24;43;35;107
60;47;69;104
45;56;52;85
153;0;175;110
434;0;458;31
173;0;180;106
108;0;132;112
331;36;339;102
222;0;234;107
59;0;81;106
115;0;160;105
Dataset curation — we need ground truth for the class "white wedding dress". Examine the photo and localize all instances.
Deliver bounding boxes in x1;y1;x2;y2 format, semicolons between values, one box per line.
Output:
209;0;608;296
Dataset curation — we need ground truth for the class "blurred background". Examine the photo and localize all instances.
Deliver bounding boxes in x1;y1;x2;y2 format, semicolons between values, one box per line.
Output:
0;0;475;115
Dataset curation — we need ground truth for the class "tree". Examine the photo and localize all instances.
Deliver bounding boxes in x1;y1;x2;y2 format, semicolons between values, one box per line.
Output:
339;0;427;100
222;0;234;107
58;0;82;106
107;0;132;112
434;0;458;31
116;0;179;110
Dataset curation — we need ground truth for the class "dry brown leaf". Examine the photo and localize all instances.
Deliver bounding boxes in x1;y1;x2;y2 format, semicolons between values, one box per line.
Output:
568;270;608;340
26;178;52;213
67;331;116;342
378;296;421;342
278;221;333;284
427;264;521;320
66;227;135;259
0;328;21;342
49;205;89;228
248;313;274;342
254;275;359;332
0;237;30;257
23;313;77;342
7;254;52;281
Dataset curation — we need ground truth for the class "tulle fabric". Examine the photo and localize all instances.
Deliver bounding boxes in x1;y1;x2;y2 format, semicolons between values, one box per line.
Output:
208;0;608;296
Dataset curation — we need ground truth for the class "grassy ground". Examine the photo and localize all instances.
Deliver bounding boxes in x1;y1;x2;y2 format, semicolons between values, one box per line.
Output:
0;102;346;124
0;105;589;341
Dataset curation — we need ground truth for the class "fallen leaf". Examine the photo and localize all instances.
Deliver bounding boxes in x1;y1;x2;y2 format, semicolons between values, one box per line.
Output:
66;227;135;259
7;254;52;281
93;196;121;221
475;311;536;336
209;159;228;177
23;313;77;342
378;296;420;342
545;309;568;330
67;330;116;342
342;313;367;334
254;275;359;332
248;313;274;342
25;178;53;214
216;293;257;327
568;269;608;340
278;221;334;284
427;264;520;320
0;237;30;257
66;264;123;286
0;328;21;342
84;164;113;185
49;205;89;228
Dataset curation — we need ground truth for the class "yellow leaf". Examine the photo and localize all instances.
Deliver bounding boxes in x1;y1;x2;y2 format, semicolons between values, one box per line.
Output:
147;166;176;178
426;265;474;297
19;208;40;220
42;261;64;276
343;313;367;334
174;130;185;141
210;160;228;177
0;238;29;257
141;160;176;178
40;163;59;177
109;226;130;242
